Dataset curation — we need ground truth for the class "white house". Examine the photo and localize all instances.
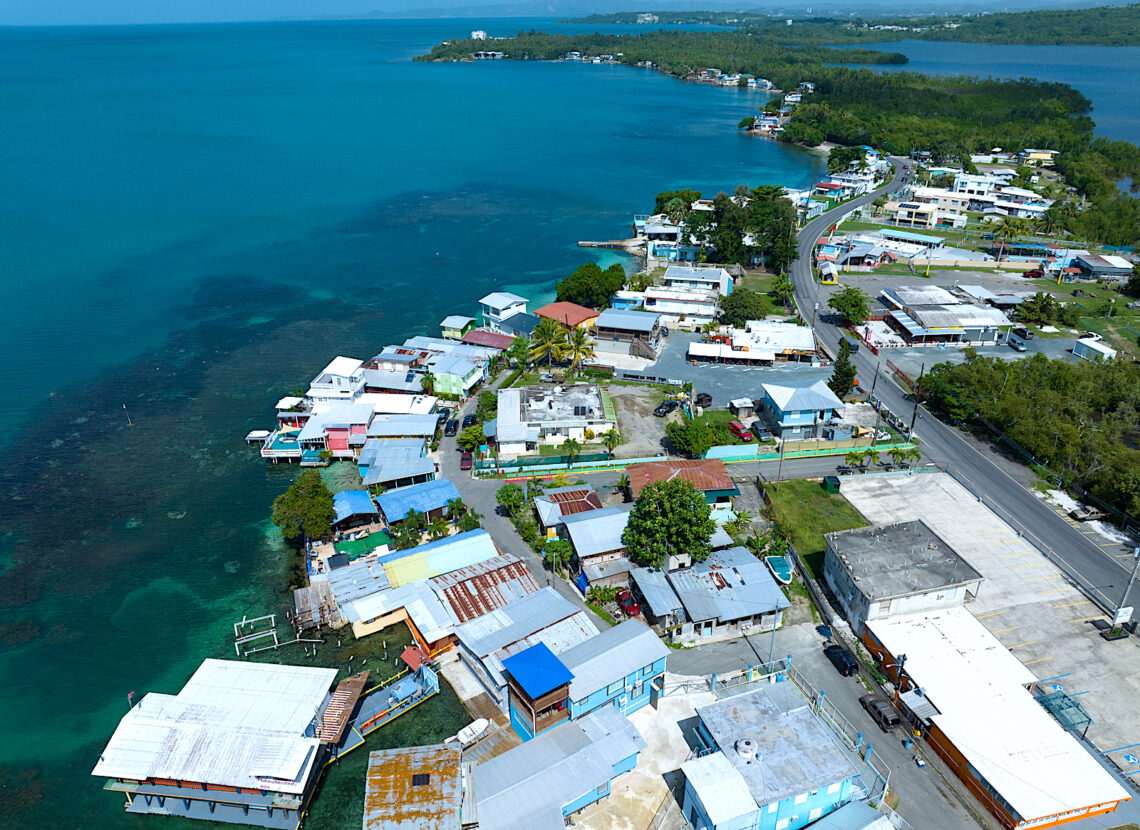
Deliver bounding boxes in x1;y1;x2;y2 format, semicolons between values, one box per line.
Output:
663;264;733;296
952;173;1005;197
479;292;528;333
496;385;615;455
306;356;365;404
1074;335;1117;363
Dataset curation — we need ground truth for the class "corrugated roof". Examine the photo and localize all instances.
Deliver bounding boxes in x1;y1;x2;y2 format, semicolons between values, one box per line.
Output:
534;301;600;328
802;801;892;830
627;458;737;499
361;441;435;487
562;504;633;558
596;308;661;333
630;567;684;617
498;312;540;336
441;315;475;328
376;479;461;523
362;368;424;393
454;587;595;659
533;486;604;527
558;619;668;702
323;553;393;605
762;379;844;414
582;557;632;583
502;642;575;699
334;490;377;523
345;580;459;643
667;547;789;623
495;388;527;443
364;744;466;830
380;529;499;588
367;414;438;438
462;330;516;350
430;553;541;623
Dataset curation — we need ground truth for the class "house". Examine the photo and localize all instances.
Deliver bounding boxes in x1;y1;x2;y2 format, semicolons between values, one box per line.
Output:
376;478;461;527
759;379;845;439
594;308;663;360
440;314;476;340
363;744;477;830
430;552;541;623
306;356;365;403
361;368;424;395
814;181;857;200
479;291;528;333
823;521;984;636
1074;335;1117;363
682;687;859;830
501;641;576;740
663;264;734;296
431;353;485;398
366;413;439;441
666;547;788;644
453;586;598;708
557;618;668;719
642;285;720;327
563;503;634;589
952;173;1006;196
358;437;435;490
332;489;378;532
371;348;426;373
629;566;686;630
462;329;516;351
911;186;971;213
884;200;965;230
92;660;347;830
807;801;893;830
689;320;817;364
475;707;646;830
626;458;739;506
1074;254;1133;281
495;385;615;455
534;301;599;330
633;214;683;242
865;607;1129;830
534;484;604;537
1019;148;1060;167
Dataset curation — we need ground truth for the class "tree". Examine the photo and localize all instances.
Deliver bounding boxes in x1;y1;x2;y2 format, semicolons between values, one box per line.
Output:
420;372;436;395
995;215;1028;259
728;509;754;536
507;336;530;368
666;418;716;458
622;479;717;567
428;516;450;541
844;450;865;468
456;424;484;451
477;390;498;421
827;145;865;173
602;429;622;459
561;437;583;465
271;469;335;542
529;317;568;368
555;262;626;309
402;508;425;530
871;195;887;216
543;539;573;575
738;115;756;131
655;188;702;215
905;446;922;466
394;520;421;550
496;483;525;514
445;497;467;521
457;510;482;532
564;326;597;374
828;339;858;398
1124;263;1140;298
889;446;907;465
827;285;872;326
862;448;881;467
720;287;769;327
772;272;795;308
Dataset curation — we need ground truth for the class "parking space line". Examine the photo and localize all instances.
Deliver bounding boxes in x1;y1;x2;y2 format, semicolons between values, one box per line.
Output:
1099;543;1119;548
1027;575;1064;581
1054;601;1091;608
1119;552;1136;558
999;552;1030;558
991;626;1021;633
976;611;1006;618
1012;563;1048;569
1040;588;1077;595
1007;641;1037;649
1071;615;1106;623
1022;657;1054;665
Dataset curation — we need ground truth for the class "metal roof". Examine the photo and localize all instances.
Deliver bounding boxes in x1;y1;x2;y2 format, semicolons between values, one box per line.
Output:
323;553;393;605
361;441;435;487
363;744;468;830
454;587;596;660
430;553;540;623
581;557;632;583
377;529;499;588
627;458;737;499
362;368;423;393
476;707;645;830
462;330;516;350
881;284;958;308
908;303;1010;330
479;291;527;310
495;388;527;443
534;486;604;527
502;641;575;699
366;414;438;438
680;752;758;826
334;490;377;524
440;315;475;328
596;308;661;333
358;437;424;467
804;801;893;830
762;379;843;415
534;301;599;328
498;312;540;336
376;479;461;523
558;619;668;702
346;580;460;643
92;660;336;795
562;504;633;558
630;567;684;617
667;547;789;623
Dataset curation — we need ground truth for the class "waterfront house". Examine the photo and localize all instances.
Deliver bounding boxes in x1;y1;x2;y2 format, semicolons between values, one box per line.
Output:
454;586;598;709
633;214;683;242
431;353;485;398
562;503;634;590
361;368;424;395
496;311;541;339
479;291;528;333
663;264;733;296
441;314;476;340
495;385;616;455
462;329;516;351
643;284;720;327
332;490;378;533
430;552;541;623
759;379;845;439
594;308;663;360
534;484;604;537
366;413;439;441
370;348;427;373
306;356;365;404
502;641;575;740
376;477;461;527
534;301;599;330
358;437;435;491
363;743;477;830
626;458;739;506
92;660;352;830
666;547;788;644
475;707;646;830
681;687;859;830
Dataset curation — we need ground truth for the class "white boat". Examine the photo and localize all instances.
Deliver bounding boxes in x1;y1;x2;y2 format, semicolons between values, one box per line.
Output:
448;717;490;747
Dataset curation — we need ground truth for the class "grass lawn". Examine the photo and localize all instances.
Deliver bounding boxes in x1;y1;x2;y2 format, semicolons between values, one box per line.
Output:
538;442;607;457
766;479;868;579
693;409;747;445
740;273;777;296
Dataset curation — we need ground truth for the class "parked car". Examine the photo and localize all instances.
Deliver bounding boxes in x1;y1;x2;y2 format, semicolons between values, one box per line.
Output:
617;590;641;617
841;336;859;354
750;422;772;442
727;420;754;442
460;451;473;471
860;695;902;731
1009;340;1028;352
1070;505;1106;522
540;373;556;383
444;419;459;437
1023;269;1044;278
436;406;453;424
654;400;679;418
1012;326;1034;340
824;644;859;677
461;414;477;429
981;233;995;240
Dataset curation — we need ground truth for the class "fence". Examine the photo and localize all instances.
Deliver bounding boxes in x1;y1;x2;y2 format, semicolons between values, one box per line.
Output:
705;440;916;463
473;452;666;477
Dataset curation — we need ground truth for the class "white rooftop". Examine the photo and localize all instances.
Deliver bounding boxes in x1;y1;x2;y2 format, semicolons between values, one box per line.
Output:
479;291;527;310
319;356;364;377
681;752;757;826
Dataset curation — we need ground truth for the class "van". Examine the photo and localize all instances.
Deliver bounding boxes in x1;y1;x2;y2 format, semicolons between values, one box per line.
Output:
727;420;753;442
1012;326;1034;340
841;336;859;354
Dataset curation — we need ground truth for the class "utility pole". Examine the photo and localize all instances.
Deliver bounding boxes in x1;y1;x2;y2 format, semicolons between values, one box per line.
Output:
870;361;881;395
1114;547;1140;631
909;363;925;433
776;436;787;484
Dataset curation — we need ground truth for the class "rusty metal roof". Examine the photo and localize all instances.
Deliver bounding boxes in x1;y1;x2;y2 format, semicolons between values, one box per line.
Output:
363;744;471;830
430;553;541;624
627;458;737;498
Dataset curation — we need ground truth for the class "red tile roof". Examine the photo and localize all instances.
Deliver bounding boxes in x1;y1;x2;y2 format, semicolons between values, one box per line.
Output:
627;458;736;498
534;302;600;328
462;330;515;350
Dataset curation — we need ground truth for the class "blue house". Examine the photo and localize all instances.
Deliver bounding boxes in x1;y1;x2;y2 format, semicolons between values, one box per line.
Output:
682;688;859;830
760;379;845;439
332;489;378;532
375;477;461;527
476;706;646;830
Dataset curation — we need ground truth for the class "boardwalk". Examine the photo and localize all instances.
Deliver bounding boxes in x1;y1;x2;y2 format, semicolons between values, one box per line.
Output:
329;665;440;762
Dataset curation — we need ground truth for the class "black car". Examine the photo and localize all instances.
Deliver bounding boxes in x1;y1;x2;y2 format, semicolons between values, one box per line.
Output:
461;414;477;429
444;419;459;437
654;400;679;418
750;422;772;442
824;644;859;677
436;406;453;424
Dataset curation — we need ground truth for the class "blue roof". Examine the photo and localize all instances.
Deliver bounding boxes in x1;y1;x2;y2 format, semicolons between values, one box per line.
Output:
376;478;461;523
334;490;377;523
502;641;574;699
878;228;945;245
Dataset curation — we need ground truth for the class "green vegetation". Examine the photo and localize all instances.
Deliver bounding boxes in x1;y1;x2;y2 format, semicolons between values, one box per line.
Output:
1015;292;1081;328
827;144;867;174
496;481;546;553
765;479;867;578
922;350;1140;518
543;538;573;576
666;409;749;457
456;424;484;451
554;261;627;309
623;479;717;567
529;316;568;367
667;186;798;271
720;287;771;327
828;339;857;398
271;469;335;542
827;285;872;326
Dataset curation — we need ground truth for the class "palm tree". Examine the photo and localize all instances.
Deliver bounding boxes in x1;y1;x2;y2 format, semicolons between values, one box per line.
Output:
529;317;568;368
602;429;622;459
457;509;482;532
905;446;922;466
445;497;467;521
995;215;1028;260
845;450;865;469
614;473;630;496
863;448;881;467
402;508;424;530
729;509;755;536
394;520;421;551
664;197;689;226
561;437;582;468
889;446;907;466
1035;212;1062;239
428;517;450;541
420;372;436;395
564;326;597;375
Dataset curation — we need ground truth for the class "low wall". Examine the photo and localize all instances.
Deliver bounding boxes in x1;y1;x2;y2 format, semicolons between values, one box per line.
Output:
704;440;915;462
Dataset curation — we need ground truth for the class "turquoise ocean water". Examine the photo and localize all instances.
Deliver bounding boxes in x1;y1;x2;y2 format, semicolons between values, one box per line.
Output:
0;19;824;830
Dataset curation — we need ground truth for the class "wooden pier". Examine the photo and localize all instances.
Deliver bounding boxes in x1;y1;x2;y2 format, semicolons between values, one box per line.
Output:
578;238;644;250
327;664;440;763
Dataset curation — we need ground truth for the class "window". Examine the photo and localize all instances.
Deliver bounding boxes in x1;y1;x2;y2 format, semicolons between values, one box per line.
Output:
794;793;808;805
411;774;430;787
827;782;840;795
767;804;777;813
776;819;790;830
607;680;625;695
809;808;823;821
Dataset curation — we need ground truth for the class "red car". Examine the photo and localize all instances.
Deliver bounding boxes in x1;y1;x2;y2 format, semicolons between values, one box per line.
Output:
728;420;754;442
617;590;641;617
460;451;472;470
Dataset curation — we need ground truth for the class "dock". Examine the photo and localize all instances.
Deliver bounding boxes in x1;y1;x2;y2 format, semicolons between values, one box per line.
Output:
578;238;645;250
316;670;370;745
328;664;441;763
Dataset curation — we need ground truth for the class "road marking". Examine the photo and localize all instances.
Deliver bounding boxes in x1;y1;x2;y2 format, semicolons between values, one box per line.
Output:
975;530;1005;535
1007;641;1037;649
1022;657;1054;666
1054;601;1091;608
976;611;1006;618
1011;563;1048;569
990;541;1015;546
999;552;1030;558
1119;552;1137;558
1071;615;1107;623
1099;543;1119;548
1027;575;1065;582
1040;588;1076;595
991;626;1021;633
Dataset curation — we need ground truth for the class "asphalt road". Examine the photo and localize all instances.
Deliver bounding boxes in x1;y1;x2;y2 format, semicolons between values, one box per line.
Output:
789;158;1140;615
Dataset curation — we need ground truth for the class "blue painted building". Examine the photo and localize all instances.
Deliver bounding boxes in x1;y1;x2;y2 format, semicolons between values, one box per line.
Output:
759;379;845;439
682;688;859;830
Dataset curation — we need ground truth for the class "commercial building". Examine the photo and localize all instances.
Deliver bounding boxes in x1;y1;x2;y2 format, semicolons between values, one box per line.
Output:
495;385;616;455
689;320;817;364
593;308;664;360
1073;254;1133;281
92;660;347;830
881;286;1011;346
682;687;859;830
362;743;477;830
1074;335;1117;363
667;547;789;645
642;284;721;327
824;521;984;636
759;379;845;439
864;607;1130;829
626;458;739;505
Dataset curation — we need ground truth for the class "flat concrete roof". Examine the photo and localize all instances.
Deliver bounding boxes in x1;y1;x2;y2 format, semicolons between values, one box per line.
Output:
826;520;983;601
517;385;606;424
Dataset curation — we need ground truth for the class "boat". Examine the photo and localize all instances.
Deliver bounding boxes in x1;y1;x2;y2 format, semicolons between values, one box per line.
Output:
765;555;793;585
448;717;490;747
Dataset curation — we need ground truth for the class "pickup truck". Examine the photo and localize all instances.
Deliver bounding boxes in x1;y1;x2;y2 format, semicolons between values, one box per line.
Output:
1070;505;1106;522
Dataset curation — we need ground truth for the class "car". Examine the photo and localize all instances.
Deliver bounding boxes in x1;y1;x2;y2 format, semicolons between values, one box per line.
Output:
1009;340;1028;352
824;644;859;677
436;406;452;424
654;400;679;418
981;232;995;240
841;336;860;354
860;695;902;731
461;414;477;429
1012;326;1034;340
750;422;772;442
540;373;556;383
460;451;473;470
1070;505;1106;522
444;419;459;437
1023;269;1044;278
727;420;753;442
617;590;641;617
